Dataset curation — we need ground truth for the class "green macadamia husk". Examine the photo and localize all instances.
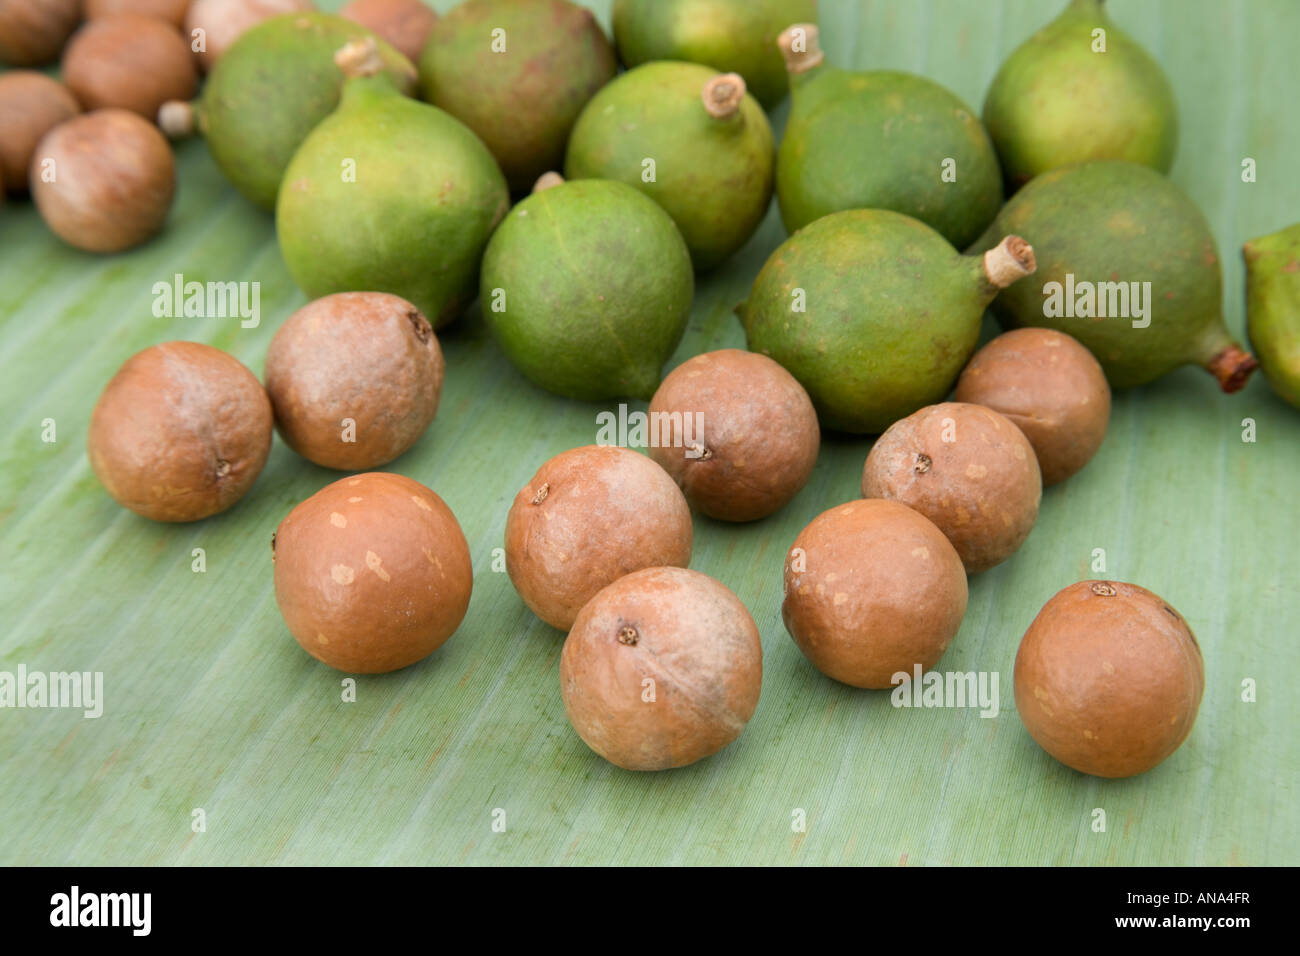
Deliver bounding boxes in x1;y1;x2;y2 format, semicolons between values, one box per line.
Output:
776;23;1002;249
983;0;1178;188
566;60;774;271
277;41;508;328
740;209;1035;434
969;160;1257;392
480;177;693;401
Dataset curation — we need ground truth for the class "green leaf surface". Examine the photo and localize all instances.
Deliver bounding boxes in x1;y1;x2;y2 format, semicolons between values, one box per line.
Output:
1;0;1296;866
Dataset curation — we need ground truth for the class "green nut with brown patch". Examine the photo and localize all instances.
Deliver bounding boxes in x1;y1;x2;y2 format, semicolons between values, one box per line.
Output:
740;209;1036;434
419;0;616;193
970;160;1258;392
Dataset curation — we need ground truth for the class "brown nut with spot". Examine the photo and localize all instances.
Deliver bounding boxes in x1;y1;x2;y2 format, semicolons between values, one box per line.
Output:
0;0;82;67
88;341;273;522
783;498;968;689
648;348;819;522
861;401;1041;574
954;328;1110;486
560;566;762;771
62;14;197;119
30;108;175;253
0;71;81;193
272;472;473;673
505;445;693;631
1014;580;1204;778
264;292;445;472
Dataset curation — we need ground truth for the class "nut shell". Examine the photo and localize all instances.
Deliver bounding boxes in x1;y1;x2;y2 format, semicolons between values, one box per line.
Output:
0;0;81;67
264;292;445;471
954;328;1110;486
0;71;81;193
560;566;762;771
783;499;968;688
505;445;693;631
1013;580;1204;778
84;0;190;28
648;349;819;522
62;14;197;119
862;402;1041;574
30;108;175;253
87;341;273;522
273;472;473;673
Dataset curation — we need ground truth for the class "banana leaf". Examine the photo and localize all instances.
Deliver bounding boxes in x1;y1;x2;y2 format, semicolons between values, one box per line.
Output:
0;0;1296;865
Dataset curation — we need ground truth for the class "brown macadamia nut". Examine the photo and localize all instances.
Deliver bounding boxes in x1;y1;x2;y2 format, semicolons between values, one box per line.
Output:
954;328;1111;486
339;0;435;64
62;14;197;119
0;0;82;67
272;472;473;673
84;0;190;28
505;445;693;631
184;0;316;71
1014;580;1204;778
648;348;820;522
264;292;445;471
30;108;175;253
782;499;968;689
560;566;762;771
861;402;1041;574
88;341;273;522
0;71;81;193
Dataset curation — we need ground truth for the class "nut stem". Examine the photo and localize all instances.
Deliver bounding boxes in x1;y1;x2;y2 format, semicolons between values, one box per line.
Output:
779;24;824;74
533;172;565;193
157;100;194;139
702;73;746;119
982;235;1037;289
1206;344;1259;393
334;38;384;78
